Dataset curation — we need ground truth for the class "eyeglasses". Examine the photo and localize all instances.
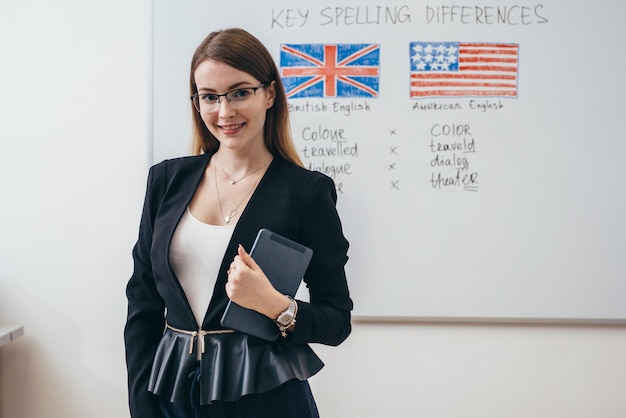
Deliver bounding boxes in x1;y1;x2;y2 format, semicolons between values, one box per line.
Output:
190;83;268;113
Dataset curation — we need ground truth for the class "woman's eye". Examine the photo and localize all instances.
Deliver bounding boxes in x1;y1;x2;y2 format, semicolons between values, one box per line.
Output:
231;89;251;99
202;94;219;102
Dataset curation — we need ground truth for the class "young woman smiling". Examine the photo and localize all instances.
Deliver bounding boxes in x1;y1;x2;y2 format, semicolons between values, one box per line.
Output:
124;28;352;418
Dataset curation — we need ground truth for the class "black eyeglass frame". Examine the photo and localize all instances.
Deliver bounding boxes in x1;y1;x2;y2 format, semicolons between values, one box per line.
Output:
190;82;268;112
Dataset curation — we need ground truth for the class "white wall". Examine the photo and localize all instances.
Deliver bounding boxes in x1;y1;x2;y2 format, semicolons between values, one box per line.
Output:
0;2;625;418
0;1;150;417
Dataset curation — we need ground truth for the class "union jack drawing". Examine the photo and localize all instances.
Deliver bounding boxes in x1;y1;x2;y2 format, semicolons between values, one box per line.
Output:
280;43;380;98
410;42;519;98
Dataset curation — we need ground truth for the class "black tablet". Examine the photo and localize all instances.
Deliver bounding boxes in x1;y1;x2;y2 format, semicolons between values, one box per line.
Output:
220;229;313;341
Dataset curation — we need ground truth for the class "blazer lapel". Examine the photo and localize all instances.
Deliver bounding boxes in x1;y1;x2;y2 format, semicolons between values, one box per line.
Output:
204;158;280;326
161;153;213;263
152;153;212;326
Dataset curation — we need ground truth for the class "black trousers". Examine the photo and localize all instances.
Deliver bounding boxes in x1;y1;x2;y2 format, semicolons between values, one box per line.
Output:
158;379;320;418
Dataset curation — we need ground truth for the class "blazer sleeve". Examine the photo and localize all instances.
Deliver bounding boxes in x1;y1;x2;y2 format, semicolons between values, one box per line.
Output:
289;172;353;346
124;163;167;418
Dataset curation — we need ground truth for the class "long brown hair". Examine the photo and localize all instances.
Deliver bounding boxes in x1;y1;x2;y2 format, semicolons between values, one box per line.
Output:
189;28;302;167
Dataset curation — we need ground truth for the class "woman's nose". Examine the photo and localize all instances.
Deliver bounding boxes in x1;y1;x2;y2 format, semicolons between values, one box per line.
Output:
218;97;236;118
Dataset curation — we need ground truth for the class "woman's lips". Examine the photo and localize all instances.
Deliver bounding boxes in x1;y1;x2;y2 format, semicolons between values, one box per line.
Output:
219;123;245;135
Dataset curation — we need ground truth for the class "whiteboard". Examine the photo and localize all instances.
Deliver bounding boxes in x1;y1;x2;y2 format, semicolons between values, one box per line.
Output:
153;0;626;322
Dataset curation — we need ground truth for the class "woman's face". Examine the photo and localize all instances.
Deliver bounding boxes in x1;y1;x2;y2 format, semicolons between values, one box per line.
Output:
193;59;275;153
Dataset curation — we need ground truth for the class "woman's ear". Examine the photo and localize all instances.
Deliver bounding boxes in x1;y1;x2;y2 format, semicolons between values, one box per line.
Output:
266;80;277;108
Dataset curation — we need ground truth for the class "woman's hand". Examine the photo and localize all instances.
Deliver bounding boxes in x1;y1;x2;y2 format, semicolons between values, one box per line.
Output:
226;244;290;319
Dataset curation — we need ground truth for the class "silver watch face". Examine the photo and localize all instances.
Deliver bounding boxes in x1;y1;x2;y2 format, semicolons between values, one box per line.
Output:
277;312;293;326
277;298;296;326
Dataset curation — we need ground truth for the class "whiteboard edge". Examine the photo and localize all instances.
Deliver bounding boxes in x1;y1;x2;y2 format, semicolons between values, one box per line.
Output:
352;315;626;327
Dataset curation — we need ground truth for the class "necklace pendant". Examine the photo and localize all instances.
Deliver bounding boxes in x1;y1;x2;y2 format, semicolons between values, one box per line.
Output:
224;216;231;224
230;180;236;185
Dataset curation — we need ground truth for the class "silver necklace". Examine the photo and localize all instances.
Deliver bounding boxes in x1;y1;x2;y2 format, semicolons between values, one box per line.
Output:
215;155;271;185
214;158;271;224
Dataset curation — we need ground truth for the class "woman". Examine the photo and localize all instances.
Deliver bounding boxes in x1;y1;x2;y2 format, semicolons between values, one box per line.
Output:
124;28;352;418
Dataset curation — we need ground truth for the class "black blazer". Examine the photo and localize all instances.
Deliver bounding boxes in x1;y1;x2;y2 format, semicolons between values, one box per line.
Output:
124;153;352;416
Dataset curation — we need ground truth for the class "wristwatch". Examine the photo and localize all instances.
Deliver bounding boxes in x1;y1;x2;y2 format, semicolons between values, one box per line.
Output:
275;296;297;337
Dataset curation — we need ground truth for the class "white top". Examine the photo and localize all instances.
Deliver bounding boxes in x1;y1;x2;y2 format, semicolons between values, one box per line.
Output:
169;207;235;327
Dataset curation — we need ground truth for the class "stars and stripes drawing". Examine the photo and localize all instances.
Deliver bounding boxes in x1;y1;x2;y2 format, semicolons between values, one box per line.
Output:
280;43;380;98
410;42;519;99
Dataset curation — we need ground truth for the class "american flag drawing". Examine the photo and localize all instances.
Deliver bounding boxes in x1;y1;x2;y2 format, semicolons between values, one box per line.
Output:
410;42;519;98
280;43;380;98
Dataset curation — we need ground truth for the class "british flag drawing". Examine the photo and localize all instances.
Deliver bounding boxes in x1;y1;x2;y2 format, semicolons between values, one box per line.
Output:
410;42;519;98
280;43;380;98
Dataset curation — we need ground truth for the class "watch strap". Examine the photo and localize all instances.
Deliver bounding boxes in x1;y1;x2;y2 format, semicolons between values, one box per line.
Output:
275;296;297;337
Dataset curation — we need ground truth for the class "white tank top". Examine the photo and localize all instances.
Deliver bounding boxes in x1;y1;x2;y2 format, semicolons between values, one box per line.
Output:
169;207;235;327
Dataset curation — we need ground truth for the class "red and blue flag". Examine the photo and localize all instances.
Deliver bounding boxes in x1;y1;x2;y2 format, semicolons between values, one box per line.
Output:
410;42;519;99
280;43;380;98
